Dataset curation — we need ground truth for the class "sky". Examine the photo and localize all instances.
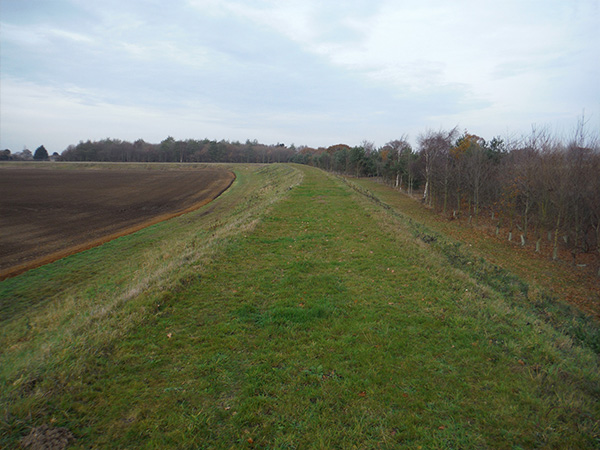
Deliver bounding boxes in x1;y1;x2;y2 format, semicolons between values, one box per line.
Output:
1;0;599;153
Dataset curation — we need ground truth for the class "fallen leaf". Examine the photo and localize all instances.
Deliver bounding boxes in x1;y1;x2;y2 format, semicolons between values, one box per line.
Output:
358;391;366;397
167;333;172;338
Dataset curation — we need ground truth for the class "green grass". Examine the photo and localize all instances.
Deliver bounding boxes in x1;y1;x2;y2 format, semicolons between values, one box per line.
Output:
1;164;599;449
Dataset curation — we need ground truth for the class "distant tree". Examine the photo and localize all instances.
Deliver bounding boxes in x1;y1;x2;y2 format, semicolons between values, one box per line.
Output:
455;133;489;220
418;127;458;207
15;149;33;160
0;149;11;160
208;140;224;162
160;136;176;162
349;146;366;177
384;137;412;189
33;145;49;161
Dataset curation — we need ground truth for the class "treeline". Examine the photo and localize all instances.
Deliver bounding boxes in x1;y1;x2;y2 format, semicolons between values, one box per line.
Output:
416;127;600;265
18;124;600;270
0;146;56;161
297;127;600;270
59;137;296;163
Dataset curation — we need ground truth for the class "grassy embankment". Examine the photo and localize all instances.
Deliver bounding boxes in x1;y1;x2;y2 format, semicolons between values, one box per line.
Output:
1;164;599;449
352;177;600;320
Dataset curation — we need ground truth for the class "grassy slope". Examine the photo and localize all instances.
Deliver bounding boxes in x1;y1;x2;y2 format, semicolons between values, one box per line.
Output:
1;164;599;449
351;178;600;319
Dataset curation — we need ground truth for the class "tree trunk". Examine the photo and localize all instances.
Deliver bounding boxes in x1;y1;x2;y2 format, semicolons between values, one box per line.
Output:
552;213;561;260
574;206;580;249
443;187;448;215
523;197;530;241
474;184;480;221
596;221;600;277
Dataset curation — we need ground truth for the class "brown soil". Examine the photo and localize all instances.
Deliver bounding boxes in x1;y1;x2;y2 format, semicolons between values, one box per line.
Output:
21;424;75;450
0;165;235;280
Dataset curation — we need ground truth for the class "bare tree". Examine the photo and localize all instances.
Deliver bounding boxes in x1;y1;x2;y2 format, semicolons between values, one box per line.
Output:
418;127;458;208
385;136;412;190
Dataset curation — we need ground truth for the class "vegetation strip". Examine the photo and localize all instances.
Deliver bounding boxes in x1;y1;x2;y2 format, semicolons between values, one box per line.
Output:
1;164;599;449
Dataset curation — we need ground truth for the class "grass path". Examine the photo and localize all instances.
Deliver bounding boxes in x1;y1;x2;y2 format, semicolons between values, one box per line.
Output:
2;165;599;449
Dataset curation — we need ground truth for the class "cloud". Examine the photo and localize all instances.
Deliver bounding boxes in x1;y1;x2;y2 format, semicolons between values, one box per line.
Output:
0;77;248;151
209;1;597;111
1;0;598;151
46;28;93;43
0;22;47;46
0;76;399;151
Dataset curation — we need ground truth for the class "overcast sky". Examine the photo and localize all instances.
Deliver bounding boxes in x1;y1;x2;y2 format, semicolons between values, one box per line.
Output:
1;0;598;153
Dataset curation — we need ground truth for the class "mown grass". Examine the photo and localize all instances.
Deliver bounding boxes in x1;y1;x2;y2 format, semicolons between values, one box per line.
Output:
1;164;599;449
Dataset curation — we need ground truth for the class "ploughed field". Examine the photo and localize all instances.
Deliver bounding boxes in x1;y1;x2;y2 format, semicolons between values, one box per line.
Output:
0;165;234;279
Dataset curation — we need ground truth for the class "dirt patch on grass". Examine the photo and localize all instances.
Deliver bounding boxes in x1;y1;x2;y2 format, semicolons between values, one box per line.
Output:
21;424;75;450
0;166;234;279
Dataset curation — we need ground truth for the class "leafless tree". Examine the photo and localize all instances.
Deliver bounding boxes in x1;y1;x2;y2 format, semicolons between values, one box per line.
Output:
418;127;458;208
